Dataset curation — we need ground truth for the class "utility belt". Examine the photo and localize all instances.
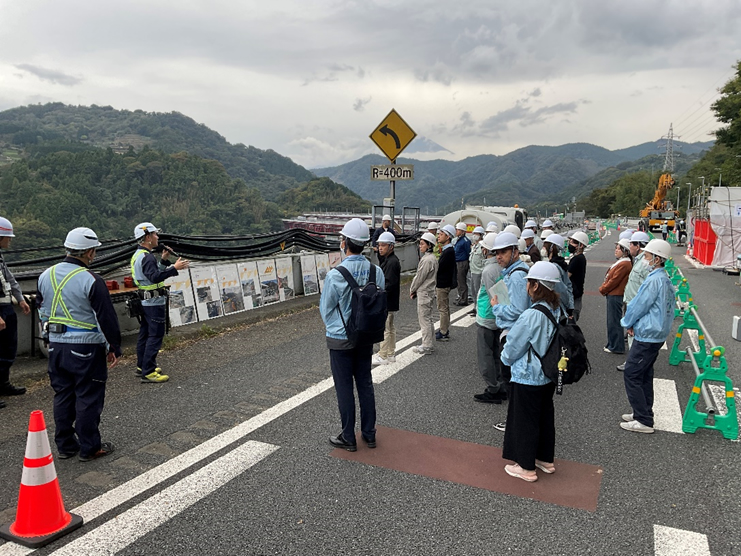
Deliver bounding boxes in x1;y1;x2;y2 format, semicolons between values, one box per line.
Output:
137;287;169;300
47;323;100;334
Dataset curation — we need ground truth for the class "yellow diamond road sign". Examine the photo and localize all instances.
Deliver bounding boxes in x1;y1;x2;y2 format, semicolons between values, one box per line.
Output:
369;109;417;162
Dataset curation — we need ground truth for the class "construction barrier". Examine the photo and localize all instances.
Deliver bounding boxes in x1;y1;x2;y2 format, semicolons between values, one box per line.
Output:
0;411;83;548
666;263;738;440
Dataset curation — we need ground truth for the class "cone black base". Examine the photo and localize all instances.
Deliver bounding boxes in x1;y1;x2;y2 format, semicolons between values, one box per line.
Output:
0;513;83;549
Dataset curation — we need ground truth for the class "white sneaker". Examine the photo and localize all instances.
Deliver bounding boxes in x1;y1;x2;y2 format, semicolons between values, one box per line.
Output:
620;420;654;434
622;413;634;422
371;354;389;366
385;355;396;363
412;346;433;355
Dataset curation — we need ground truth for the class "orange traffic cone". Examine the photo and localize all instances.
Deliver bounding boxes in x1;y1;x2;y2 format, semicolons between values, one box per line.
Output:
0;411;83;548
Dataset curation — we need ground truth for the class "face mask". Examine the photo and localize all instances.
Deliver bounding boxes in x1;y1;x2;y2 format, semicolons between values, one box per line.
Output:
567;244;576;254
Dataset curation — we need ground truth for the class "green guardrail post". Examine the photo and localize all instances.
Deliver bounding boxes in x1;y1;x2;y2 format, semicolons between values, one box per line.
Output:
682;346;739;440
674;278;693;305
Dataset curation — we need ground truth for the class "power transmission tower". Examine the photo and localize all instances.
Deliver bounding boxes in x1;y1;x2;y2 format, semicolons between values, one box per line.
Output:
660;124;679;173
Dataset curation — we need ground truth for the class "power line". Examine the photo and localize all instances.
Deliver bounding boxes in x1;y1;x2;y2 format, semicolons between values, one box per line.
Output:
673;66;736;127
680;112;718;140
676;107;717;138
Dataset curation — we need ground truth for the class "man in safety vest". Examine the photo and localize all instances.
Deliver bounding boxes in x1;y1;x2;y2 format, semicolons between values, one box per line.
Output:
0;216;31;409
37;227;122;461
131;223;189;383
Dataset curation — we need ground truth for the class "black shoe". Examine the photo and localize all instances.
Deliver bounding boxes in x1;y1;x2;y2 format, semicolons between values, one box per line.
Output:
435;331;450;342
0;384;26;396
362;436;376;449
58;450;79;460
474;392;503;404
616;363;626;372
79;441;115;462
329;435;357;452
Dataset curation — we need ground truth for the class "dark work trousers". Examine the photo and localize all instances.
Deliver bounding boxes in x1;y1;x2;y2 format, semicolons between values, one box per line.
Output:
0;304;17;386
477;324;504;394
573;296;582;322
623;339;662;427
502;381;556;471
456;260;470;304
47;342;108;458
605;294;625;353
329;345;376;444
137;304;167;374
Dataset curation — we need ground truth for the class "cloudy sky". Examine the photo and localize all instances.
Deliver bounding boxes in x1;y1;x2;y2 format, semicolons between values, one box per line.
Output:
1;0;739;168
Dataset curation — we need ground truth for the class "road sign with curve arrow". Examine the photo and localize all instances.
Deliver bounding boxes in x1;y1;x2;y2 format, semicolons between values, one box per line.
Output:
369;109;417;161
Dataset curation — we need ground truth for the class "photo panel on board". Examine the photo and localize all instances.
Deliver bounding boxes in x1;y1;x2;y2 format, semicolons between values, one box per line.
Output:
257;258;280;305
216;263;246;315
238;260;262;310
190;265;224;320
315;253;330;292
300;254;319;296
275;256;295;302
328;251;342;269
165;271;197;327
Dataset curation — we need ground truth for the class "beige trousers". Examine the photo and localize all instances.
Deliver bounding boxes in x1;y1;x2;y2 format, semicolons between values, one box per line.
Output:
417;294;435;349
436;287;451;334
378;311;397;358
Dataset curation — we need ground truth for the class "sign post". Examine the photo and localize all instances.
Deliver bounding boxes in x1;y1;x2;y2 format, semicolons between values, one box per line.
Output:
369;109;416;216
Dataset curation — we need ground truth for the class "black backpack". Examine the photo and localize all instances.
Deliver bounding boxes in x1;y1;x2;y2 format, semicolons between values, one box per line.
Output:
335;264;388;347
529;304;591;395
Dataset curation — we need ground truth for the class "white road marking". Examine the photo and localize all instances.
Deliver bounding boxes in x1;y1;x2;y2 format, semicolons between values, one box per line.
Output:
654;524;710;556
47;441;278;556
451;315;476;327
688;329;700;352
653;379;684;434
373;348;424;384
0;306;475;555
661;342;668;350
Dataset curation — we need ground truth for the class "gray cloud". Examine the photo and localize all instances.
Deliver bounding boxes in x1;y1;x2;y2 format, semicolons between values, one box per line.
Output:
478;99;585;135
353;96;372;111
14;64;82;86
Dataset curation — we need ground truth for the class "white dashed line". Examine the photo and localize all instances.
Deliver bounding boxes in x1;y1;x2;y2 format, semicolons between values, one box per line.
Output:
654;524;710;555
653;379;685;434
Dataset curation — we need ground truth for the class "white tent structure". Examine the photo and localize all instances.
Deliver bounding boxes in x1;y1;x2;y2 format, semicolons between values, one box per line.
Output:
710;187;741;267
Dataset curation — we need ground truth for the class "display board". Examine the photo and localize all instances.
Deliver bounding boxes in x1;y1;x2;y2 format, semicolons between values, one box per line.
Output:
216;264;246;315
237;261;262;310
328;251;342;269
165;272;197;327
257;258;280;305
300;254;319;296
315;253;330;292
275;257;295;302
190;265;223;320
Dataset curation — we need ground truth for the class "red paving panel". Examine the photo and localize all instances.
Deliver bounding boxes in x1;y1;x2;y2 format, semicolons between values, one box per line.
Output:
331;426;603;512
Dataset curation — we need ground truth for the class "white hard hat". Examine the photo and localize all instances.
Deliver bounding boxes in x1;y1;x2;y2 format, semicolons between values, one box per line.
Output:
521;229;536;240
545;233;564;249
378;231;396;244
421;232;437;246
341;218;370;243
64;227;101;250
541;229;554;239
486;221;498;231
518;238;527;252
525;220;537;228
630;231;650;244
503;224;521;238
571;231;589;247
0;216;15;237
382;214;392;221
644;239;671;260
480;232;498;251
442;224;456;238
455;222;468;231
542;219;554;228
619;230;633;240
527;261;561;290
492;232;519;250
616;238;631;250
485;223;498;233
473;226;485;235
135;222;160;240
427;222;438;230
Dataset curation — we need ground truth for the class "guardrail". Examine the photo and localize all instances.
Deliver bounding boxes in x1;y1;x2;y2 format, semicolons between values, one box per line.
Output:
666;260;738;440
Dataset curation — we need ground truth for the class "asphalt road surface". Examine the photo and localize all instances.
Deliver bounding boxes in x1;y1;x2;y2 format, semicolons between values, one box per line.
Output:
0;232;739;555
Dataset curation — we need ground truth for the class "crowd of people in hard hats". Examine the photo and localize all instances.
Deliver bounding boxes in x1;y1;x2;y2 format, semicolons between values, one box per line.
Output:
323;216;676;483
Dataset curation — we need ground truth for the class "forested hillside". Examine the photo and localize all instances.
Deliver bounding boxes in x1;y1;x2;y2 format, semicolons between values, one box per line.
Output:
0;103;315;200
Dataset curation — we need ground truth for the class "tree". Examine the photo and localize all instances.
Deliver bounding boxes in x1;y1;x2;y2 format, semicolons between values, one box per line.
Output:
712;60;741;149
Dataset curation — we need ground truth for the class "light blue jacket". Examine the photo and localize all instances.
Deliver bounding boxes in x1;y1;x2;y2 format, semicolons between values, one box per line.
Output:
319;255;385;340
621;268;675;343
623;254;650;305
501;301;560;386
491;260;531;330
